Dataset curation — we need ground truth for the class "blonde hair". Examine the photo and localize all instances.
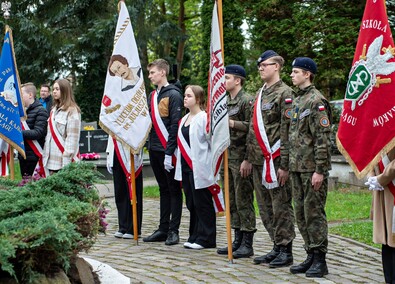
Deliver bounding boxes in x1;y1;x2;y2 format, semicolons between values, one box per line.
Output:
21;82;37;96
53;79;80;112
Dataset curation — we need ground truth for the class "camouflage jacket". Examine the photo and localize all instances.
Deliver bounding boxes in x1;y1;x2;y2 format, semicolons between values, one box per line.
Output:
228;89;253;161
288;85;332;173
245;80;294;168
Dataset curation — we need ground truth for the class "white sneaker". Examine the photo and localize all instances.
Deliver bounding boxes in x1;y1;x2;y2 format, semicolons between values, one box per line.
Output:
183;242;193;248
123;233;134;239
114;231;124;238
189;243;204;250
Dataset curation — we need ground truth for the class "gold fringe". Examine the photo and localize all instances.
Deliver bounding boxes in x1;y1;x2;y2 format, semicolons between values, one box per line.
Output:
336;134;395;179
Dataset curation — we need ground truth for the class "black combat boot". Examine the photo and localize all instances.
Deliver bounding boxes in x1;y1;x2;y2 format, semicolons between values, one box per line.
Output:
217;229;243;255
305;250;328;278
253;244;280;264
290;250;314;274
269;242;293;268
233;231;254;259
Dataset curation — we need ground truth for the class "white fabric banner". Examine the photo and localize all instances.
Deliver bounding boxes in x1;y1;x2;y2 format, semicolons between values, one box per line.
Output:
99;1;151;154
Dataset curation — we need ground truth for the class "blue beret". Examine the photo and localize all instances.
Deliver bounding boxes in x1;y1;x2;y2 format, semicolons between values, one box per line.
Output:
292;57;317;74
225;64;246;78
257;50;279;65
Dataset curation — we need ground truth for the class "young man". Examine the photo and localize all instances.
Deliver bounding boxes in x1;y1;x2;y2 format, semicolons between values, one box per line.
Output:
216;65;256;258
19;83;49;177
39;84;52;113
240;50;295;267
143;59;183;246
288;57;331;278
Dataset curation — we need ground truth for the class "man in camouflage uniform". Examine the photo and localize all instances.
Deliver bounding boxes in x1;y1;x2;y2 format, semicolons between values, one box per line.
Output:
240;50;295;267
287;57;331;278
216;65;256;259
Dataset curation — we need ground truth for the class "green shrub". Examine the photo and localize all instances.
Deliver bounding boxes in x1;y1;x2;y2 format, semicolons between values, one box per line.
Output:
0;162;106;283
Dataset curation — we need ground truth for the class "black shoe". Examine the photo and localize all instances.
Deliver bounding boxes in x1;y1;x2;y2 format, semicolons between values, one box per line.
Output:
233;231;254;259
217;229;243;255
143;230;168;242
290;251;314;274
305;250;328;278
165;231;179;245
269;242;293;268
253;244;280;264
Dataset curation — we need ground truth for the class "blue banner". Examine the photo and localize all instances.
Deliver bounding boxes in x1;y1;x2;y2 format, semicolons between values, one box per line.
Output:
0;26;25;158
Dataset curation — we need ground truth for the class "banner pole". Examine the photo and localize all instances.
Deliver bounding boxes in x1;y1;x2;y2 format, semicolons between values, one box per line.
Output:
130;153;138;244
9;146;14;180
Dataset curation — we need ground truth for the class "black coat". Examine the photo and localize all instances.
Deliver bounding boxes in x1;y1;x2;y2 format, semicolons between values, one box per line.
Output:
147;82;183;155
18;99;49;162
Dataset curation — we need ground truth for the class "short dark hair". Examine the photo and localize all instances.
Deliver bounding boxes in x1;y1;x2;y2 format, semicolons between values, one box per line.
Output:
147;59;170;76
108;54;129;76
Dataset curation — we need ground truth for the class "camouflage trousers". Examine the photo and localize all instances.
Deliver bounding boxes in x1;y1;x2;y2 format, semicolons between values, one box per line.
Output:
223;160;256;232
290;171;328;253
252;164;295;245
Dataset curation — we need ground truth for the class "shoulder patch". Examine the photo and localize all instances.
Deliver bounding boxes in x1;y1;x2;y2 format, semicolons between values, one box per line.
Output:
285;98;293;104
285;108;292;119
318;105;326;111
320;116;330;127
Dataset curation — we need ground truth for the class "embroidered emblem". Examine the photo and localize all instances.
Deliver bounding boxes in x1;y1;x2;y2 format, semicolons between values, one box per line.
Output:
318;105;326;111
299;109;310;119
228;107;240;117
285;98;293;104
320;117;330;127
262;103;274;111
285;108;292;118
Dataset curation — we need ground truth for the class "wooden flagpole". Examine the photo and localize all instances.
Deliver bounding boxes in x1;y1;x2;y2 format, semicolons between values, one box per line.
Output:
130;153;138;243
9;146;14;180
216;0;233;264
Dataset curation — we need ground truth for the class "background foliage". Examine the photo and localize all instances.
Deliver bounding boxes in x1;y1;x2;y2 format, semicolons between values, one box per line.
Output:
0;0;394;121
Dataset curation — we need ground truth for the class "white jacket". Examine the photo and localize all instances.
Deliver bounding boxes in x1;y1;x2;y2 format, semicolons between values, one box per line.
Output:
175;111;215;189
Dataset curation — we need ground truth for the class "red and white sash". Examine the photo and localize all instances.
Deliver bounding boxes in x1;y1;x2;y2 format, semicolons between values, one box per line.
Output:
253;89;280;189
0;139;10;176
21;121;49;178
150;90;177;163
177;122;224;213
377;155;395;235
49;111;80;162
113;137;143;201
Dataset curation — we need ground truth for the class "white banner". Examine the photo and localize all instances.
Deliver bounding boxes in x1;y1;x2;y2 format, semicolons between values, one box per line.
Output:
99;1;151;154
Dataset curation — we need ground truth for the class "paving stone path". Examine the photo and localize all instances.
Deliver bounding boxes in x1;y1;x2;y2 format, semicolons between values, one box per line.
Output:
80;183;384;284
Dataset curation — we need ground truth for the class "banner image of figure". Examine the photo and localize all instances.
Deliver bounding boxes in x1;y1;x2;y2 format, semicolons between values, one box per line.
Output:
108;54;142;92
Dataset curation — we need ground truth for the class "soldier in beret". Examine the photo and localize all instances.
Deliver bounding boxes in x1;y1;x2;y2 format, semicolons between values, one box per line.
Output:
240;50;296;267
216;65;256;258
287;57;331;278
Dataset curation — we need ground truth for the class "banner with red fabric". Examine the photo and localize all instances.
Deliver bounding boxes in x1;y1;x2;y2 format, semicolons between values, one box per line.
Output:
337;0;395;178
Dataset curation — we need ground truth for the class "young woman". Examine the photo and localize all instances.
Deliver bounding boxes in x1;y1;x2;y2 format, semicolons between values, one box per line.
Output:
43;79;81;174
174;85;216;250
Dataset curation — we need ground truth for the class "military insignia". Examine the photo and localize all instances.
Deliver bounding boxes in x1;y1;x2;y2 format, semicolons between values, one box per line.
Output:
285;108;292;118
299;109;310;119
345;35;395;110
285;98;293;104
228;107;240;117
318;105;326;111
249;100;253;105
262;102;274;111
320;117;330;127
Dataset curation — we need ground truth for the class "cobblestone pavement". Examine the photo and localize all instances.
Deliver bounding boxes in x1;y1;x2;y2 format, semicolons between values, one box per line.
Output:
80;183;384;284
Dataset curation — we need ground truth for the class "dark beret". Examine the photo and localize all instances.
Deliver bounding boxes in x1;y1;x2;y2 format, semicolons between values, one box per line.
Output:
292;57;317;74
225;64;246;78
257;50;279;65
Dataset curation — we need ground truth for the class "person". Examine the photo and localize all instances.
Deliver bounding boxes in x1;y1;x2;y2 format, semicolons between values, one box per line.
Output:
287;57;331;278
175;85;216;249
240;50;295;267
108;54;142;92
216;65;256;258
18;83;49;177
43;78;81;174
365;150;395;284
143;59;183;246
106;137;143;239
39;84;53;113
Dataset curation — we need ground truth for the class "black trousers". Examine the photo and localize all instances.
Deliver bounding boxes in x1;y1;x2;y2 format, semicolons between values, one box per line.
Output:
18;159;37;177
382;244;395;284
113;152;143;235
182;170;216;248
149;150;182;233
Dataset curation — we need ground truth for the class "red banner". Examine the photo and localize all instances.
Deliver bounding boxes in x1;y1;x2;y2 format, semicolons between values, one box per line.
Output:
337;0;395;178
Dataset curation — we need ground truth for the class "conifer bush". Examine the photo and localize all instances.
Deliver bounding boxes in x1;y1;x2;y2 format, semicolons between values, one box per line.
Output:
0;162;107;283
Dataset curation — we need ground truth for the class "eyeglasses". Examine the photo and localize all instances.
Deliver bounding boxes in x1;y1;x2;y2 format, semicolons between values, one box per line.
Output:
258;62;276;69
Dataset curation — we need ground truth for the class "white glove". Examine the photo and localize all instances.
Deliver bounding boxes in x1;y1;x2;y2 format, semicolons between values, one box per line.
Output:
106;152;113;174
364;176;384;191
164;154;174;172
